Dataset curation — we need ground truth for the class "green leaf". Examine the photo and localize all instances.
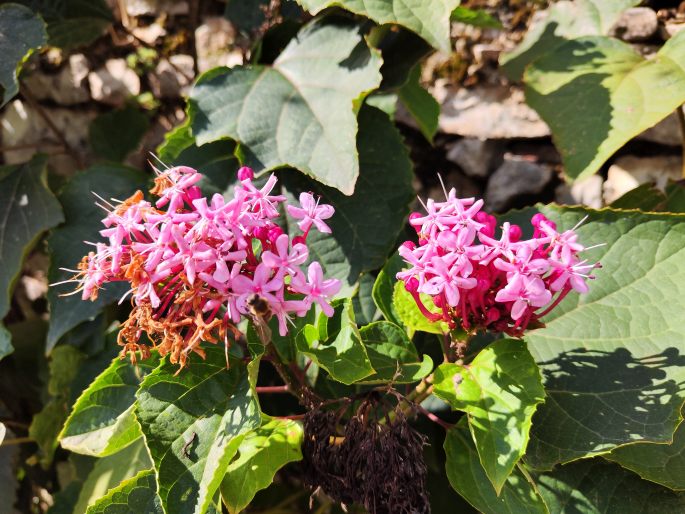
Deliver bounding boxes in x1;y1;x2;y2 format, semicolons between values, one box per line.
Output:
534;458;685;513
59;355;158;457
135;347;261;514
0;325;10;361
18;0;113;49
281;106;414;291
434;339;545;493
444;422;548;514
372;252;404;326
607;417;685;491
74;438;152;514
398;64;439;142
517;205;685;470
189;17;382;195
500;0;640;81
29;345;85;467
352;272;379;326
525;33;685;182
220;418;303;514
663;182;685;213
47;165;148;351
0;3;46;107
90;106;149;162
295;299;375;384
358;321;432;384
450;7;502;29
0;155;62;358
393;280;450;335
611;183;667;211
86;469;163;514
297;0;460;51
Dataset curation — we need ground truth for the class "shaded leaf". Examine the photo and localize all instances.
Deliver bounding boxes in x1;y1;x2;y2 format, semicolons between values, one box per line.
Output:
434;339;545;492
358;321;432;384
611;183;667;211
135;347;261;514
295;299;375;384
220;418;303;514
444;422;548;514
90;106;149;162
297;0;460;51
398;64;439;142
86;469;163;514
59;355;158;457
189;17;382;195
501;0;640;81
534;458;685;513
372;251;405;326
525;33;685;181
281;106;414;292
516;206;685;470
352;272;380;326
47;165;148;351
0;3;46;107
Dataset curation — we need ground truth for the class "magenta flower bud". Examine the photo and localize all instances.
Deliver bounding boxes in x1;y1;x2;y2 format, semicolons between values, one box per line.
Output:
486;308;500;323
409;212;423;233
187;186;202;201
268;226;284;242
405;277;419;293
508;224;522;242
253;226;269;241
401;241;416;251
475;211;496;238
237;166;254;181
432;294;444;308
531;213;550;228
292;235;306;246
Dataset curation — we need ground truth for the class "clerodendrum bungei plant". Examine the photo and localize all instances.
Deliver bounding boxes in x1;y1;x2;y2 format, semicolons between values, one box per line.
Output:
4;1;685;513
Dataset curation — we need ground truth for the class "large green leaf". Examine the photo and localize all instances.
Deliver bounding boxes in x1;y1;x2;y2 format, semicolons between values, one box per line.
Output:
17;0;112;49
517;206;685;470
90;106;149;162
74;438;152;514
398;63;439;142
358;321;433;384
372;252;405;326
189;17;382;195
297;0;460;51
393;280;450;335
220;418;303;514
525;32;685;182
295;299;375;384
0;3;46;107
607;417;685;491
444;422;548;514
281;106;414;291
534;459;685;513
500;0;640;81
86;469;163;514
47;165;148;351
0;155;63;358
59;355;158;457
434;339;545;493
135;347;261;514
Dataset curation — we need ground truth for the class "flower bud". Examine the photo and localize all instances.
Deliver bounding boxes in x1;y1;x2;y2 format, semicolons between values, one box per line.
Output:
237;166;254;181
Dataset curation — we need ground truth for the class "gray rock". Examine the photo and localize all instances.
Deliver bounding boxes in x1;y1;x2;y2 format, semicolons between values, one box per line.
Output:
570;175;604;209
22;54;90;105
123;0;188;16
195;17;242;73
485;157;554;211
434;81;550;139
148;54;194;98
445;138;504;179
603;155;682;204
611;7;658;42
637;111;682;146
88;59;141;106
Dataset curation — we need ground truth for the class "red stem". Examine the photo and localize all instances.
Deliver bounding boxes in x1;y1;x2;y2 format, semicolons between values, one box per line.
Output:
255;385;290;394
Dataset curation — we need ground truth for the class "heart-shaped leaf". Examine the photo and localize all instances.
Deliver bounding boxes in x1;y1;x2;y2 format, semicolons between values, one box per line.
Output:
86;469;163;514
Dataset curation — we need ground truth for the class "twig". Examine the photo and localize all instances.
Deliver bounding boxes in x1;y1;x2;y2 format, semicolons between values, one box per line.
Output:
20;84;84;169
255;385;290;394
677;105;685;179
0;437;34;447
189;0;201;76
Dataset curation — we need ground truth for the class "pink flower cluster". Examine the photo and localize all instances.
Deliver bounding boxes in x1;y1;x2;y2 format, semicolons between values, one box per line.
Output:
397;188;600;336
67;165;340;367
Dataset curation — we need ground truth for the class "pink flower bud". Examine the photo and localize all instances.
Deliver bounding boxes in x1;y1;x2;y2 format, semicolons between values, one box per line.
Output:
237;166;254;181
508;224;522;242
268;226;284;243
405;277;419;293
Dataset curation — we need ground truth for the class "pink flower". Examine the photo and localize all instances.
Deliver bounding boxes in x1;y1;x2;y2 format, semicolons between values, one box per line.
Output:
287;192;335;234
495;274;552;321
261;234;308;277
290;262;341;317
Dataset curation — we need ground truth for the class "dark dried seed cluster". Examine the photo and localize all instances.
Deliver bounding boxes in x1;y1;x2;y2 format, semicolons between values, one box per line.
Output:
302;403;430;514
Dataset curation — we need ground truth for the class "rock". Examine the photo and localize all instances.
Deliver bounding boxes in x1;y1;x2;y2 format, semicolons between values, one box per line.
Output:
445;138;504;179
485;157;554;212
570;175;604;209
132;23;167;45
148;54;194;98
434;81;550;139
124;0;188;16
637;111;682;146
1;100;96;174
22;54;90;105
603;155;682;203
195;17;242;73
611;7;659;42
88;59;141;106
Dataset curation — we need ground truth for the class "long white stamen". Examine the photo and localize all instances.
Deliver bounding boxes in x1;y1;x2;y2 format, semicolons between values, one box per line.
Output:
572;215;589;232
437;173;448;200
